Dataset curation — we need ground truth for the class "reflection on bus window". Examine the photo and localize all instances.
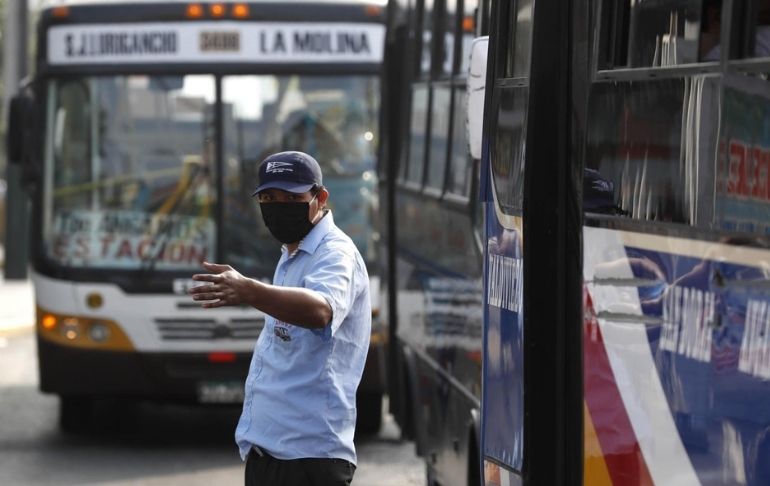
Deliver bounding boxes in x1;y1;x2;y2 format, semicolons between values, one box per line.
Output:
506;0;533;77
716;72;770;233
628;0;703;67
585;80;689;222
52;80;91;209
44;75;217;271
584;74;722;225
491;87;527;213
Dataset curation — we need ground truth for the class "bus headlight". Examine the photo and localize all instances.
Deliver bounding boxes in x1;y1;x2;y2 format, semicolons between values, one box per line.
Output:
61;318;81;340
37;307;134;351
88;322;111;343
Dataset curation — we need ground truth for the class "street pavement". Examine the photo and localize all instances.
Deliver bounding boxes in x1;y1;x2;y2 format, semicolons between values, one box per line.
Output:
0;274;425;486
0;275;34;335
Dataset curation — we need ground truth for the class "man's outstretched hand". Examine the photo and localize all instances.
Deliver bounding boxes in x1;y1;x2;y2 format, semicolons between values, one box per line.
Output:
189;261;252;308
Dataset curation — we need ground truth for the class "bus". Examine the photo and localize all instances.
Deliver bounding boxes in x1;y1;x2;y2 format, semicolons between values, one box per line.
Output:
7;0;387;434
379;0;489;484
473;0;770;484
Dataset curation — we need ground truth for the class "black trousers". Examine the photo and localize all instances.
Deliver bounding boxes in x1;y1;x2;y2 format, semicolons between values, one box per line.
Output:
245;448;356;486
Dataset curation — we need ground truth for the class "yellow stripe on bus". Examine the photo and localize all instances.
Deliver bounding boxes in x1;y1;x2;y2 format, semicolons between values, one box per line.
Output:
584;402;613;486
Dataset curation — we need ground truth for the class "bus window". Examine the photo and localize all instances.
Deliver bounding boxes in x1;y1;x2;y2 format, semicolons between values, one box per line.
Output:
459;0;479;75
747;0;770;58
505;0;534;78
407;84;430;184
584;79;694;223
448;87;472;197
50;80;91;210
44;75;217;270
715;70;770;234
627;0;706;67
425;85;452;190
421;0;436;76
439;0;457;76
491;87;527;213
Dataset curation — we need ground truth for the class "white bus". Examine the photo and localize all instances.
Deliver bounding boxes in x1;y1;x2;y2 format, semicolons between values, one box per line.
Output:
8;0;387;433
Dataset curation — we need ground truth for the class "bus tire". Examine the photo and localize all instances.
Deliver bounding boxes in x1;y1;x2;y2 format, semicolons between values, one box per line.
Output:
356;391;383;436
468;429;481;486
59;395;93;433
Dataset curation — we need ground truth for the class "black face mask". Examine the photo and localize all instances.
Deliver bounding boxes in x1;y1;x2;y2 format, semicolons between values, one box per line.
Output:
259;198;316;244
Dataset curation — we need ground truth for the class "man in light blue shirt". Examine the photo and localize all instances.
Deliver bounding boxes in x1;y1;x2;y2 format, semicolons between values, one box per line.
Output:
189;151;370;486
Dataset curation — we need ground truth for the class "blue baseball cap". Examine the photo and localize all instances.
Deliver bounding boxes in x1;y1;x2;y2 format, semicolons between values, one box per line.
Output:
252;151;323;196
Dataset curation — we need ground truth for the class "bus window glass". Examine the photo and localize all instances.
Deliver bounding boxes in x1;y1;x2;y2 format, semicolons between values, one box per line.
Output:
50;80;91;208
440;0;458;76
44;75;217;270
426;85;452;190
584;79;695;223
747;0;770;58
421;0;435;76
460;0;479;74
407;84;430;184
222;75;380;270
715;72;770;233
627;0;704;67
506;0;534;78
491;87;528;213
448;87;472;196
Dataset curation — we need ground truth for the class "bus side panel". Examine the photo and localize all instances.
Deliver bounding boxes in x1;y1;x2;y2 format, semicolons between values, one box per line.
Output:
394;189;483;486
584;226;770;486
481;195;524;477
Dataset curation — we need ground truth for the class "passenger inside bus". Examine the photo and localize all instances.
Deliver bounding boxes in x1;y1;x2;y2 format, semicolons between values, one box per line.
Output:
701;0;770;61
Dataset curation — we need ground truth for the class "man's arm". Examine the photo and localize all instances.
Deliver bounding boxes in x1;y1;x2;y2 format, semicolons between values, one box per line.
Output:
189;262;332;329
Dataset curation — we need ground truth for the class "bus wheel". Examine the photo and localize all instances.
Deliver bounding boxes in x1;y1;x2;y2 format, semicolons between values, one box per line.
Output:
59;395;93;433
355;391;383;436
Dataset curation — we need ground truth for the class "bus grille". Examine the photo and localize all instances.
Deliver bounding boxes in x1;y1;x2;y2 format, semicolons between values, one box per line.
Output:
154;318;263;340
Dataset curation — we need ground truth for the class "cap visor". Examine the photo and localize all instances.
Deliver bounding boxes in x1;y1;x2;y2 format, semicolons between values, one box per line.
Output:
252;181;316;196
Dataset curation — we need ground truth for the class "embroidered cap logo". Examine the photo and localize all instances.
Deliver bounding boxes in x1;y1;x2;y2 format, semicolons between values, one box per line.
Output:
265;161;294;173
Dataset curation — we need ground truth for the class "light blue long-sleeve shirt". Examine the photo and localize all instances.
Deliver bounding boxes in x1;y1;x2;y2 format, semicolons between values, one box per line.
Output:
235;211;371;465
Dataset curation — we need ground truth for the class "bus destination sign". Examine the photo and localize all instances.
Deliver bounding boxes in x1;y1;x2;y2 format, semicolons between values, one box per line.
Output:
47;22;385;65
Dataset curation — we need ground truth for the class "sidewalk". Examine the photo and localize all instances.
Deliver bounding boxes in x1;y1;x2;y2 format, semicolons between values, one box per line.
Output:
0;275;34;335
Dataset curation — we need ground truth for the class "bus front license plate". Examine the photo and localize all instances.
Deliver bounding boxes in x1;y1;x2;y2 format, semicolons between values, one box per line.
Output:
197;381;244;404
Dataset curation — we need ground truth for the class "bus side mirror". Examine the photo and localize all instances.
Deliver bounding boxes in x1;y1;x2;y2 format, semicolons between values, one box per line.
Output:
466;36;488;160
7;92;35;165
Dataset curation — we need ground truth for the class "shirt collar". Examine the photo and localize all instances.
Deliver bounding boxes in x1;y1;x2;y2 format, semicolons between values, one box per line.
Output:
282;210;334;257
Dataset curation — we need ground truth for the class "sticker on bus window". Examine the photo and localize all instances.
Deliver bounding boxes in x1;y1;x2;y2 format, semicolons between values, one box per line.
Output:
48;209;214;270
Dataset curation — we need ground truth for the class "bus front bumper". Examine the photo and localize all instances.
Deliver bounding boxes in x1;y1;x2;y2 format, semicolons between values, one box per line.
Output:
37;337;251;402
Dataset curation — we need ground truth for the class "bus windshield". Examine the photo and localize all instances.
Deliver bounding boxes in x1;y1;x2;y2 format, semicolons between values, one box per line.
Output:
43;74;217;272
42;73;379;274
221;74;380;275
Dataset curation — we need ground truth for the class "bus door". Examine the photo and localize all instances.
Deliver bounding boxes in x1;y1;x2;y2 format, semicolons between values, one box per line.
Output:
476;0;582;484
